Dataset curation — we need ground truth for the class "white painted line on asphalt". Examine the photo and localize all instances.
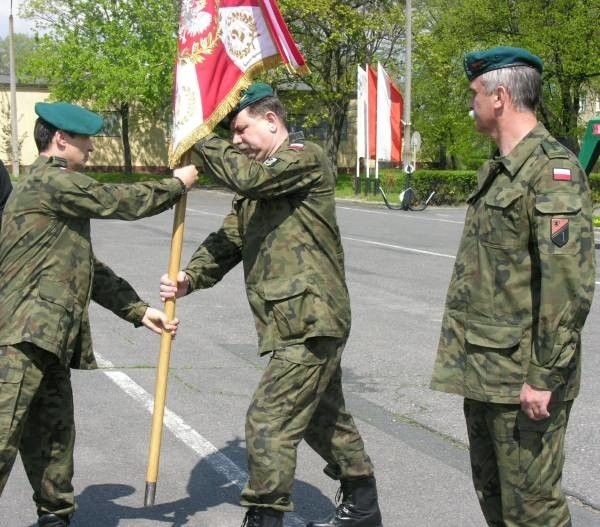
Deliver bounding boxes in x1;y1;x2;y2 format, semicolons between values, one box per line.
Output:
343;235;456;259
337;206;464;224
185;207;225;217
94;353;306;527
344;236;600;284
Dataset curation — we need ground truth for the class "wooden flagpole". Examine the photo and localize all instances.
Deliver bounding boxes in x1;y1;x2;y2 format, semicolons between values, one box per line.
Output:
144;153;190;507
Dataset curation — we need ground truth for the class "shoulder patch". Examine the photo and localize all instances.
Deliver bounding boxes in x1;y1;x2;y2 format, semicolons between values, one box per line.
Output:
263;157;279;167
551;218;569;247
289;143;305;150
552;168;572;181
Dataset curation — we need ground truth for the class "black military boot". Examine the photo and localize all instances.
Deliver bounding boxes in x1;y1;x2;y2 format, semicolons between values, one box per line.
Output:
37;513;70;527
307;476;382;527
241;506;284;527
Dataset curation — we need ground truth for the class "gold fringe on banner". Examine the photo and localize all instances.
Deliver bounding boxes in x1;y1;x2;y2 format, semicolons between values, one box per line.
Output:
168;55;288;168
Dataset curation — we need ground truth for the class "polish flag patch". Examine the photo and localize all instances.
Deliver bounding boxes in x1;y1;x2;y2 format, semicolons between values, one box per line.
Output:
553;168;572;181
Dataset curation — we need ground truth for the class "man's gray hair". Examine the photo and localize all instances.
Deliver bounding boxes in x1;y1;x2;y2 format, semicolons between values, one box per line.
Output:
246;96;287;125
480;66;542;112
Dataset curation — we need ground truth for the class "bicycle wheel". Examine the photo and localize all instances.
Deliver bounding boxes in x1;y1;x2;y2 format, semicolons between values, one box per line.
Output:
407;189;436;211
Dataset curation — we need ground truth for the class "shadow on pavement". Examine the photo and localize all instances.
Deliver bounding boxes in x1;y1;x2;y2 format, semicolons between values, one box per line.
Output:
70;437;332;526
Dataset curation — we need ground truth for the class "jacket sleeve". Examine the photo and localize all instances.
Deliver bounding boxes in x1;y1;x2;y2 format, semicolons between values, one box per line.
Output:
91;256;149;325
196;134;323;199
526;156;596;391
46;170;184;220
185;209;243;291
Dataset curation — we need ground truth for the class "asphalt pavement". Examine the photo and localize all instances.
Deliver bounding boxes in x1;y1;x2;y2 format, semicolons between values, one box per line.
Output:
2;188;599;526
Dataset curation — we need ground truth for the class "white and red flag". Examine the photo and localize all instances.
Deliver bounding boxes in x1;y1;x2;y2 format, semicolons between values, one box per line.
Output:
356;65;368;160
168;0;310;167
375;62;403;164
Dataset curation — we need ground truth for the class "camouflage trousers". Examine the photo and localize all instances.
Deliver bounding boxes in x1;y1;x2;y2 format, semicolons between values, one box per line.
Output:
241;337;374;511
464;398;573;527
0;343;76;518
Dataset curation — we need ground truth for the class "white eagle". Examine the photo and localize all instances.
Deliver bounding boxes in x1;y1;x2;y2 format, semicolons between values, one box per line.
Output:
179;0;213;44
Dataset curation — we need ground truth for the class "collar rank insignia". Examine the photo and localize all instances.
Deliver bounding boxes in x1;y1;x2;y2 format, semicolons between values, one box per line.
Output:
263;157;279;166
551;218;569;247
553;168;571;181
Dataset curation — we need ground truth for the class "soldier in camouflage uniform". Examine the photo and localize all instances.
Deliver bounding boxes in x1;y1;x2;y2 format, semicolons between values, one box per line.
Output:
160;83;382;527
0;101;198;527
430;47;596;526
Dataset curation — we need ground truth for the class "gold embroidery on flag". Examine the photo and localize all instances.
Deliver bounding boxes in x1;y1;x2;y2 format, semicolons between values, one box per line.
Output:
224;11;260;60
173;86;195;130
179;31;222;64
178;0;221;64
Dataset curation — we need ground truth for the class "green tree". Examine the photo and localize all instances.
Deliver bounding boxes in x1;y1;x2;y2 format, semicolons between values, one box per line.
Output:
274;0;406;170
0;33;38;78
21;0;179;173
413;0;600;166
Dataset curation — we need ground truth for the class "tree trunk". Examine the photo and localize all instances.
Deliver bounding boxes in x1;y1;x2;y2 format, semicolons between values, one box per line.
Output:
556;80;580;154
438;143;447;169
324;100;349;175
120;102;132;174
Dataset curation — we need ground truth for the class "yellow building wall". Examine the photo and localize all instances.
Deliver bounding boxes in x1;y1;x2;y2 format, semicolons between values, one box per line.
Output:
2;84;358;172
1;85;171;172
0;85;50;166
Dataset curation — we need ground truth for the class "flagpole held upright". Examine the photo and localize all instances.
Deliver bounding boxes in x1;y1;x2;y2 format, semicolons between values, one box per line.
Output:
144;0;310;507
144;152;189;507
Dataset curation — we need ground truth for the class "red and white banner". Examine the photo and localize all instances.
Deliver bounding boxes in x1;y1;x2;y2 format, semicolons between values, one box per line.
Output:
376;62;403;163
169;0;309;167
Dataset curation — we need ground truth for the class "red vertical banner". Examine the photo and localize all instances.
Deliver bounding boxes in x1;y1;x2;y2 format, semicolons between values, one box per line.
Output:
367;64;377;160
390;74;404;163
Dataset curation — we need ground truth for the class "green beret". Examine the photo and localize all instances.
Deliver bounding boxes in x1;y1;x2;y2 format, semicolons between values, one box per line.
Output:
464;46;543;81
34;101;104;135
237;83;274;113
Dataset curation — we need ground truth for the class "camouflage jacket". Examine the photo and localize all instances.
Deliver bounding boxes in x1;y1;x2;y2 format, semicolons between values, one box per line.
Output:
187;133;351;354
0;155;185;369
431;124;595;403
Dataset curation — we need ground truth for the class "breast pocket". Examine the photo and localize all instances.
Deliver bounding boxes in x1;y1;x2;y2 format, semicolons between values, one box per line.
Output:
480;188;524;248
534;193;582;255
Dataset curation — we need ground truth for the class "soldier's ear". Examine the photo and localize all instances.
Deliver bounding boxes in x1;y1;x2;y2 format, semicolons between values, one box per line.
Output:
55;130;68;148
264;111;278;132
495;85;509;106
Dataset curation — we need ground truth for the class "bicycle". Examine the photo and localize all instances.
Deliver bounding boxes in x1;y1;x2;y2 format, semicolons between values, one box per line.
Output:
379;165;435;211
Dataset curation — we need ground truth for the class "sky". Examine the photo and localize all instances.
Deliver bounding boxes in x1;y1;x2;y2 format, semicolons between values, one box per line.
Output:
0;0;36;39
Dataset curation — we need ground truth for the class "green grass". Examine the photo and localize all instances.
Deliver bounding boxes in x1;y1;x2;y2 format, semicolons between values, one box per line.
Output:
87;171;392;203
334;173;385;202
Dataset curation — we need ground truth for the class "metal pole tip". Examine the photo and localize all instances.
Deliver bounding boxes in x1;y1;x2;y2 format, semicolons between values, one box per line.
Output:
144;482;156;507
